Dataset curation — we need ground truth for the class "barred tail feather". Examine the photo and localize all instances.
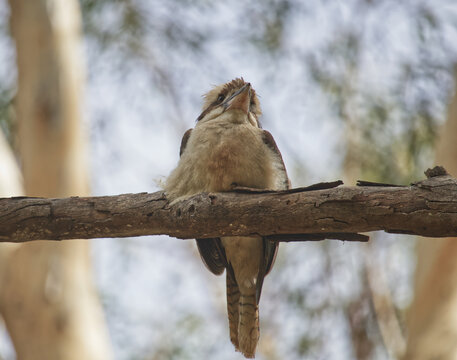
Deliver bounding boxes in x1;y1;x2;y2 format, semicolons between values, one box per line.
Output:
226;271;240;350
238;293;259;358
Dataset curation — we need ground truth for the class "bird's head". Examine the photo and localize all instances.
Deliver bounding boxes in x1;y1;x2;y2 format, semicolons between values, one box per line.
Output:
197;78;262;127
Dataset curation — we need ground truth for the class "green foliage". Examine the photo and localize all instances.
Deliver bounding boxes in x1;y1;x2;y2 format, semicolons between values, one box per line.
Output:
0;84;15;149
243;0;292;53
305;2;453;183
80;0;209;57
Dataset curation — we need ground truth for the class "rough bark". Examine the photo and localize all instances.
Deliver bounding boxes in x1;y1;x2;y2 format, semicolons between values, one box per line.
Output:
0;168;455;242
4;1;112;359
403;70;457;360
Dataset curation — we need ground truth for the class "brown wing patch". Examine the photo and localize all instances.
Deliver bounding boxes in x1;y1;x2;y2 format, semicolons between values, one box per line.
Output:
257;130;290;298
179;129;193;157
196;238;227;275
262;130;291;190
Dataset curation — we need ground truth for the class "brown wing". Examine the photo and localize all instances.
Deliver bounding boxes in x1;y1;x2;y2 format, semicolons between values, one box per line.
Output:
195;238;228;275
262;130;291;190
179;129;193;156
256;130;290;303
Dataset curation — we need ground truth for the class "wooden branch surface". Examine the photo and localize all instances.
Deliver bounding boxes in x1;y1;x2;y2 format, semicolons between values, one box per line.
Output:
0;168;456;242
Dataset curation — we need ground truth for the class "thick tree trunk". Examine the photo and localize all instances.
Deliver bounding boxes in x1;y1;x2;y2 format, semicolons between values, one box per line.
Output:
3;1;112;359
403;70;457;359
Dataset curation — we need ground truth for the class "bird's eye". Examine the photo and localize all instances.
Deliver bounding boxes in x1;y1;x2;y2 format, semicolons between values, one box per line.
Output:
217;94;225;103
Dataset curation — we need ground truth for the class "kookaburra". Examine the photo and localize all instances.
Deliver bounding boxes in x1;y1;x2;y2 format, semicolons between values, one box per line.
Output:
165;78;290;358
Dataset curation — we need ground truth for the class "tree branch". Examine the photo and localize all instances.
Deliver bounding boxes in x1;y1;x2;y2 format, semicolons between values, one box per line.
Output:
0;167;456;243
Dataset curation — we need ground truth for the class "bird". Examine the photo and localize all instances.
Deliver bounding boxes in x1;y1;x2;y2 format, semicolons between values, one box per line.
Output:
165;78;290;358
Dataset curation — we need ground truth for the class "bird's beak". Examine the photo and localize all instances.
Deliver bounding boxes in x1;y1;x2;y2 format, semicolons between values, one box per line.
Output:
223;83;251;114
